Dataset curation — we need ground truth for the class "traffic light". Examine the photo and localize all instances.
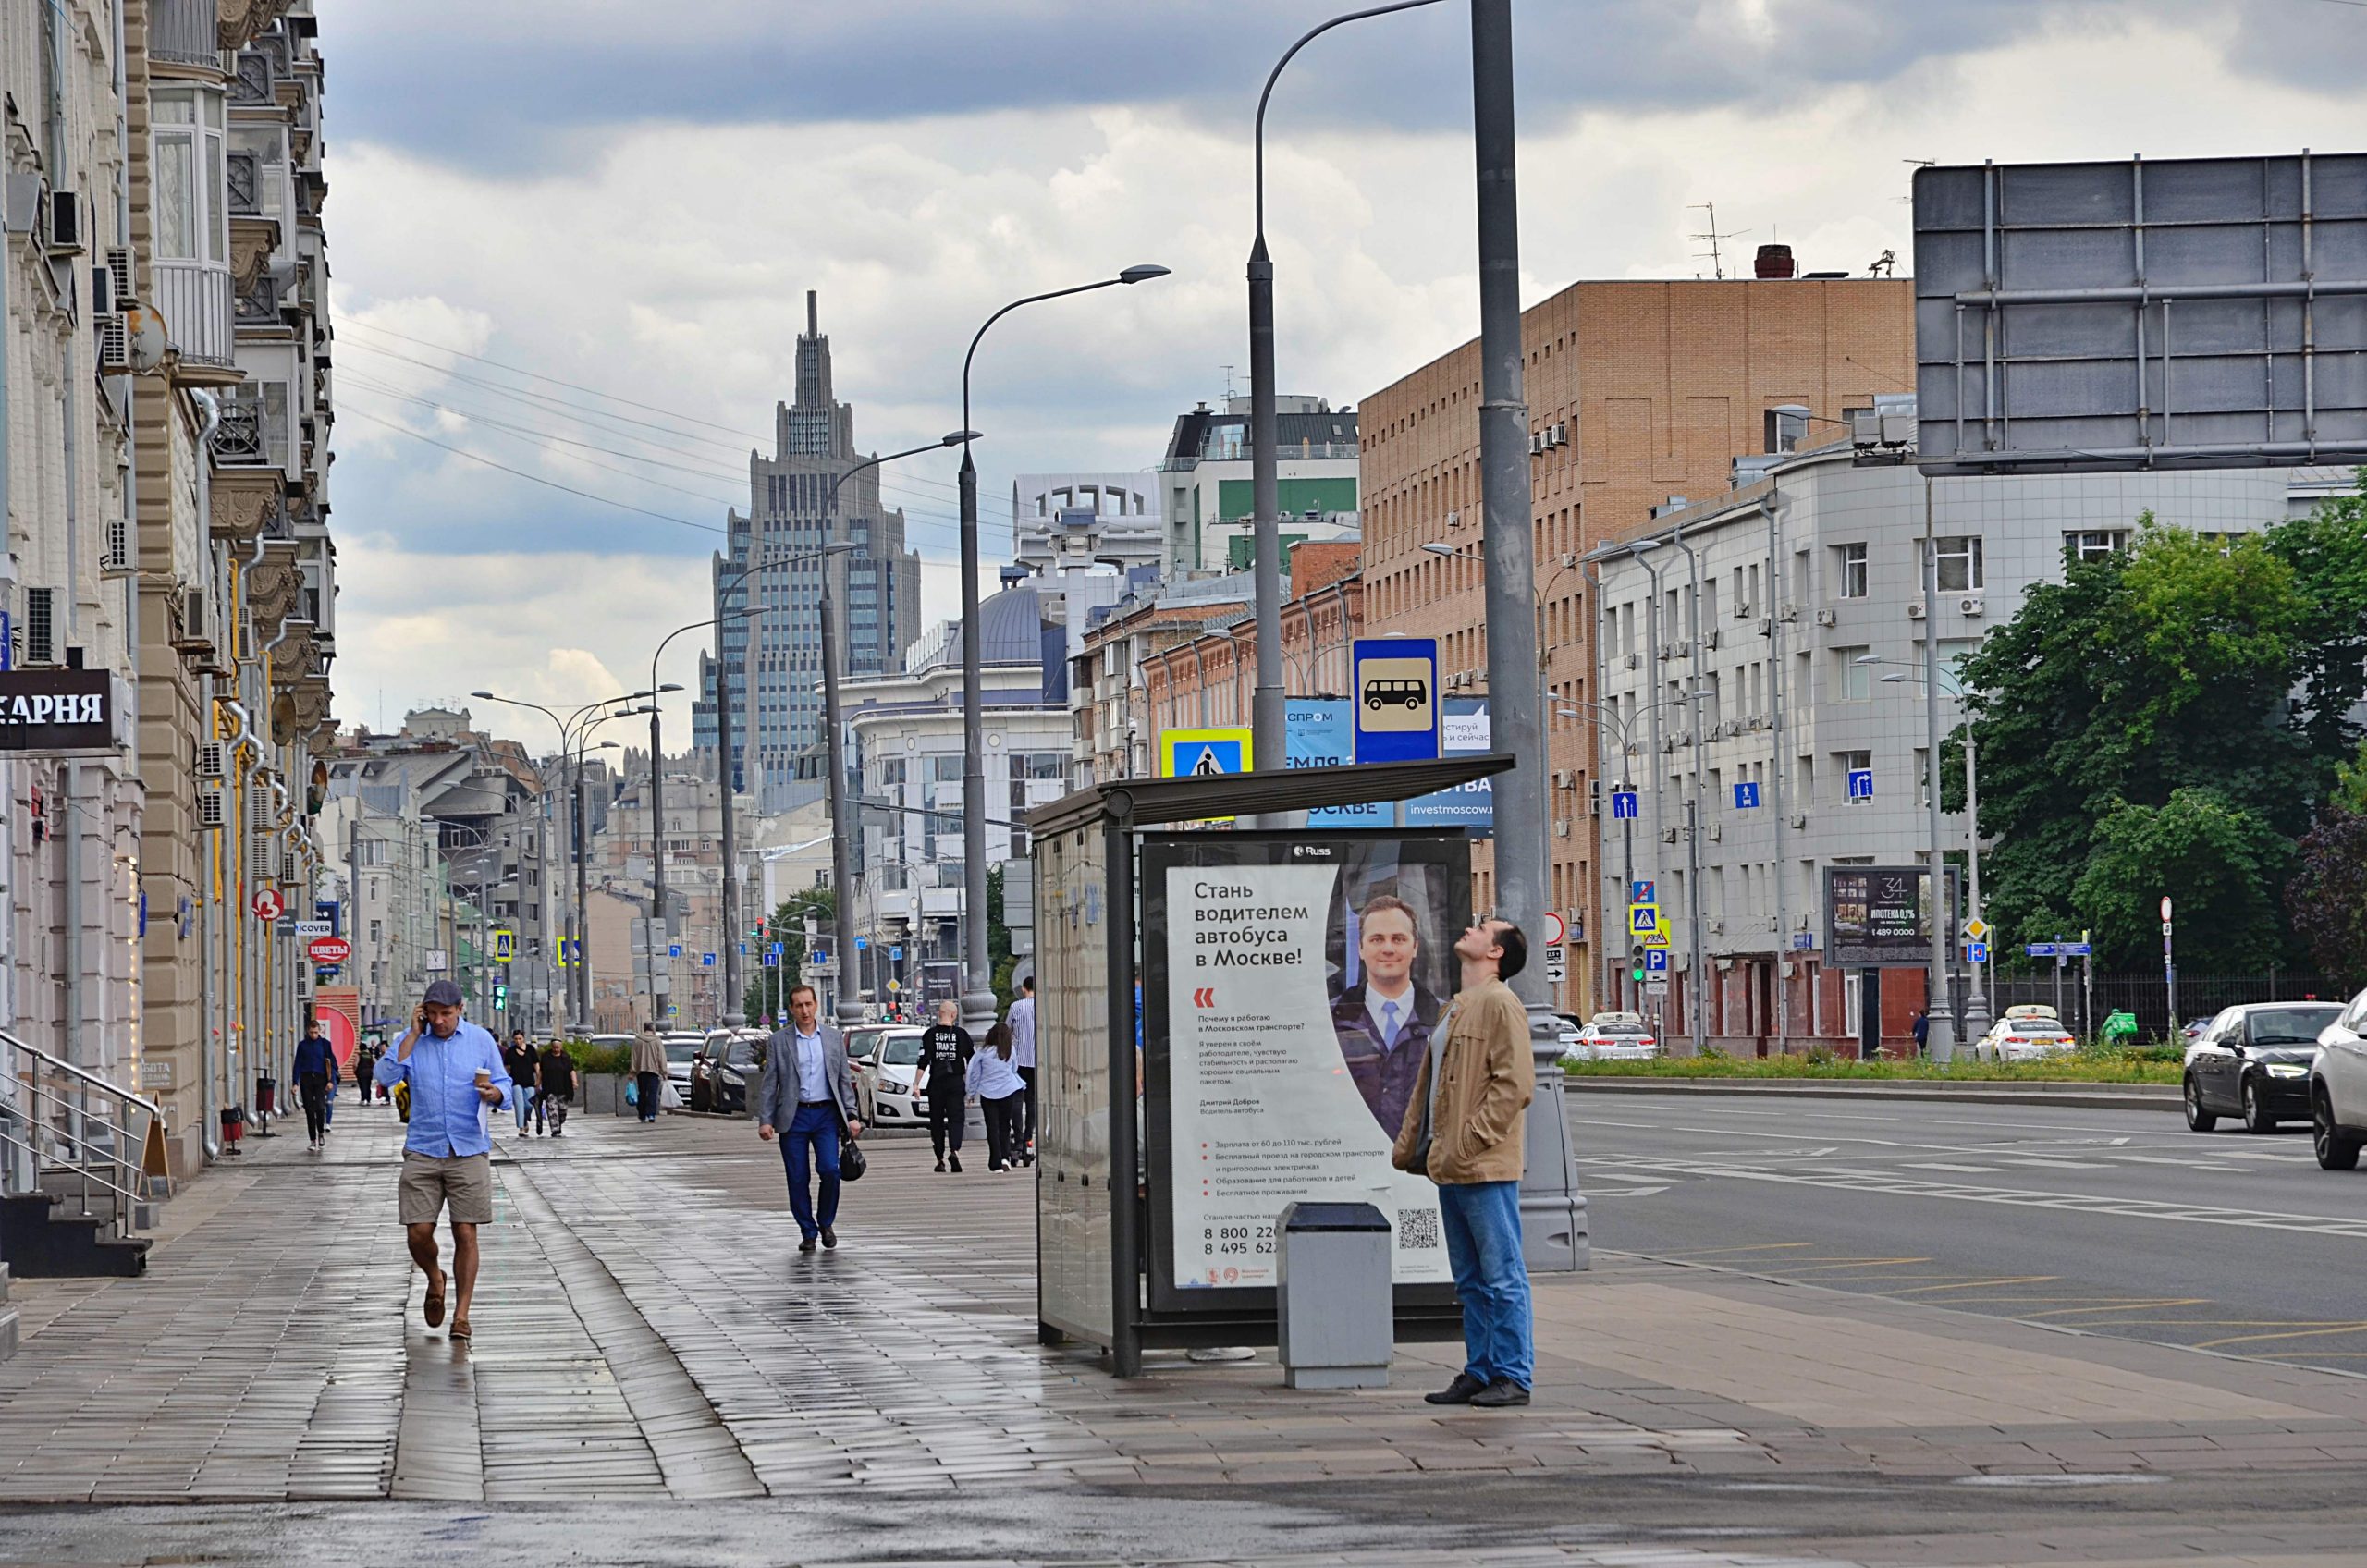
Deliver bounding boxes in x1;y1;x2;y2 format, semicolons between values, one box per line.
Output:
493;982;509;1011
1630;943;1646;983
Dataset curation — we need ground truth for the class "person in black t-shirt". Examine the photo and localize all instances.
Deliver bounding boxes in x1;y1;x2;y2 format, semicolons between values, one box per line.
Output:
914;999;973;1173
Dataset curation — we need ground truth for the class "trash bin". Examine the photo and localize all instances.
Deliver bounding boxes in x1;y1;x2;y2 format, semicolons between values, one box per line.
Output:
1276;1200;1392;1390
219;1105;244;1155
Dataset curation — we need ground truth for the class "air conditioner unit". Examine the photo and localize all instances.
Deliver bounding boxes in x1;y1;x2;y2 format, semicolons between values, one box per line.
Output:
1907;600;1927;620
1445;509;1462;529
248;784;273;833
101;518;130;575
1661;827;1679;844
1703;630;1721;651
1660;738;1677;754
1552;421;1568;446
1551;769;1576;789
1756;617;1772;636
104;247;132;306
1560;552;1578;569
1623;653;1640;670
94;312;129;373
45;190;81;254
1815;608;1838;627
1707;824;1723;842
1529;433;1545;455
1778;604;1799;623
198;741;226;779
1732;602;1753;619
1791;812;1809;828
1748;716;1768;732
1553;818;1570;838
250;833;280;880
1960;596;1985;616
1707;918;1725;934
1767;914;1782;932
197;788;227;830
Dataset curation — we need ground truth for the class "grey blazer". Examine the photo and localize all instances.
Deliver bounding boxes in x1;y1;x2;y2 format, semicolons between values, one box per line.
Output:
753;1026;858;1130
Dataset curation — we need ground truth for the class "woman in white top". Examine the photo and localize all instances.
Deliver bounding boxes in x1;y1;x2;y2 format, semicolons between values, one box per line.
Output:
969;1020;1029;1173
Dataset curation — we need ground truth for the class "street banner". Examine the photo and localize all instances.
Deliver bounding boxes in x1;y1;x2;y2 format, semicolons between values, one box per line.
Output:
1822;864;1961;966
1141;830;1471;1304
1400;698;1494;838
1287;698;1393;828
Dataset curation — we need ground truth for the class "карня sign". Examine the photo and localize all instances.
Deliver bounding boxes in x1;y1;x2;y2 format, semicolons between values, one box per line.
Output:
0;669;128;754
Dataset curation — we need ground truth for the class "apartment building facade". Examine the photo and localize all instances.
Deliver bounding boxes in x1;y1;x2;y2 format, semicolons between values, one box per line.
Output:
1357;274;1913;1016
1070;576;1250;787
1590;437;2302;1050
1157;395;1360;576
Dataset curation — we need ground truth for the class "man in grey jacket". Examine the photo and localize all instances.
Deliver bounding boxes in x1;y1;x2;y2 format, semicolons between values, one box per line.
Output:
754;983;863;1252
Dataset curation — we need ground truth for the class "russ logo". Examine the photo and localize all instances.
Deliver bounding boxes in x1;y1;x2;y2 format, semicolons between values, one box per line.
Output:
1193;986;1216;1009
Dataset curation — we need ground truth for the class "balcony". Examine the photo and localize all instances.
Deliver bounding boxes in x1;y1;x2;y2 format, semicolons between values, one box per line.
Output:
153;259;237;375
152;0;222;69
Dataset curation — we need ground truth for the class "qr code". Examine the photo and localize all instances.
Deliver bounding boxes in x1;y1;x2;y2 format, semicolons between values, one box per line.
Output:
1399;1207;1441;1250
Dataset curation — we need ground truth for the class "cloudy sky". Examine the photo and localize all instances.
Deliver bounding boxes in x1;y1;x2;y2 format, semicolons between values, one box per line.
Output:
318;0;2367;753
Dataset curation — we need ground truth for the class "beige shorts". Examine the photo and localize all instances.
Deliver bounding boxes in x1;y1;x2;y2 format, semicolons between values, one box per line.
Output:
399;1151;495;1226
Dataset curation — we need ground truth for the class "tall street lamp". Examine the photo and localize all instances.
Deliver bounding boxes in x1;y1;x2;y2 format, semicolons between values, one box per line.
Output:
816;433;975;1032
957;265;1168;1041
1876;662;1989;1045
1468;0;1583;1271
1246;0;1445;785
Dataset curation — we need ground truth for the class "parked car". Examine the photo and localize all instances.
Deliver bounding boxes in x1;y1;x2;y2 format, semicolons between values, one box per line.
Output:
859;1027;928;1126
1567;1011;1660;1061
1973;1005;2078;1062
844;1024;891;1120
2310;986;2367;1170
688;1032;767;1114
2180;1017;2215;1047
662;1032;705;1098
2184;1000;2345;1133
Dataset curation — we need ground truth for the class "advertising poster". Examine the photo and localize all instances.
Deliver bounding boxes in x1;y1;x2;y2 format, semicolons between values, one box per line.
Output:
1287;699;1394;829
313;986;362;1074
1401;698;1494;838
1141;830;1469;1305
1823;864;1960;966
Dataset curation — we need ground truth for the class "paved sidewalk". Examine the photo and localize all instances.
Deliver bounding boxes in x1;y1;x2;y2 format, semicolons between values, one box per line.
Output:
5;1099;2367;1562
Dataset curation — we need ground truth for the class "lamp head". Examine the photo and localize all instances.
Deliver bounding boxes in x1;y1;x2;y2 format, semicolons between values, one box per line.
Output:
470;690;495;700
1625;539;1663;556
823;540;859;556
1881;672;1910;683
1854;654;1883;665
1421;542;1458;558
942;429;981;446
658;683;684;693
1118;264;1171;286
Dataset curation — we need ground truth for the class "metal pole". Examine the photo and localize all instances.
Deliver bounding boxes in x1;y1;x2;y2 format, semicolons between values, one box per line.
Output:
1921;476;1955;1060
572;756;589;1028
1670;533;1707;1056
957;446;995;1043
1472;0;1582;1272
715;609;745;1027
1766;493;1790;1054
1963;728;1990;1041
820;578;860;1031
648;688;666;982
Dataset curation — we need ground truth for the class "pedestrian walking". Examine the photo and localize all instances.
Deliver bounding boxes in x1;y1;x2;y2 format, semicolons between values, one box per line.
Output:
754;983;862;1253
915;999;973;1173
970;1019;1027;1172
374;979;510;1341
352;1041;377;1105
294;1016;336;1152
1008;975;1037;1158
1392;918;1535;1409
1910;1009;1929;1056
503;1029;541;1135
632;1022;666;1123
537;1037;575;1137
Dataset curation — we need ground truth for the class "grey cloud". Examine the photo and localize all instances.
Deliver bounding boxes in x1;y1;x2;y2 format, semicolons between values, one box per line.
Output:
323;0;2202;168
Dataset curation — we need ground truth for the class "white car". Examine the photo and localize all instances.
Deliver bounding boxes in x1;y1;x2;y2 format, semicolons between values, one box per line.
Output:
2311;986;2367;1170
662;1032;705;1096
1566;1011;1660;1061
857;1027;927;1127
1975;1006;2078;1062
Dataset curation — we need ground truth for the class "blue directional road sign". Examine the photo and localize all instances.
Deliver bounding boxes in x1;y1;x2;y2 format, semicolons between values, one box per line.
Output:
2026;942;2060;958
1610;790;1639;820
1846;768;1875;802
1631;880;1656;905
701;951;717;968
1733;781;1760;809
808;949;828;969
668;943;681;959
854;936;867;951
889;946;903;962
762;949;779;968
1967;940;1990;963
768;941;784;957
1644;949;1670;974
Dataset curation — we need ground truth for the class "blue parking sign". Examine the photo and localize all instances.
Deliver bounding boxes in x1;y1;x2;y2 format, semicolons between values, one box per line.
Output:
1644;949;1669;973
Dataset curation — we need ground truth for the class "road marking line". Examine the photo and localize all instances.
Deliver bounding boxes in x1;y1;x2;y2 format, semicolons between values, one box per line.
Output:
2022;1300;2213;1317
2002;1158;2116;1170
1895;1276;2060;1294
1903;1162;2004;1173
1587;1185;1671;1197
2196;1322;2367;1350
1662;1243;1820;1257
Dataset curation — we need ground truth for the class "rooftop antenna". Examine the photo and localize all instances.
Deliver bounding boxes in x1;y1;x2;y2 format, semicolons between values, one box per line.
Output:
1688;202;1749;281
1220;363;1237;402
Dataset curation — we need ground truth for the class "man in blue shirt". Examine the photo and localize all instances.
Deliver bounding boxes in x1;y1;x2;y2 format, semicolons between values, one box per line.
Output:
754;983;860;1253
374;979;509;1340
292;1017;337;1152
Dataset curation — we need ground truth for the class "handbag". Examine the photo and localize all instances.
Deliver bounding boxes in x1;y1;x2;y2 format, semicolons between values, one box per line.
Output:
833;1102;867;1182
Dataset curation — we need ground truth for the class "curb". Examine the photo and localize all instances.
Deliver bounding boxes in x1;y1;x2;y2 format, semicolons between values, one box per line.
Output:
1562;1076;2179;1112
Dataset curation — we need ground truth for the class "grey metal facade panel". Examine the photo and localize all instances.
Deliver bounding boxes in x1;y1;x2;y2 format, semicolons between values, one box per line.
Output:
1914;152;2367;474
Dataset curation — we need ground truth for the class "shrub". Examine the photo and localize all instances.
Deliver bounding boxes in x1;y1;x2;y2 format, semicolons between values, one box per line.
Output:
566;1037;632;1075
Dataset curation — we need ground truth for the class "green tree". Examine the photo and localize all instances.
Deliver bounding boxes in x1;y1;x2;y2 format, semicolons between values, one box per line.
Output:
2071;789;2292;969
986;865;1015;1011
2264;472;2367;765
741;886;837;1023
2287;803;2367;984
1961;519;2318;969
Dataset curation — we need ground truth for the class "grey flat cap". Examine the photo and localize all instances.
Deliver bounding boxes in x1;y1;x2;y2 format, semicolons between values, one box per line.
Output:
423;979;465;1008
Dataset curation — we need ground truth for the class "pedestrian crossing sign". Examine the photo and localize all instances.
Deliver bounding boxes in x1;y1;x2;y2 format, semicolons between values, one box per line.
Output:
491;928;515;962
1628;904;1661;937
1161;728;1252;780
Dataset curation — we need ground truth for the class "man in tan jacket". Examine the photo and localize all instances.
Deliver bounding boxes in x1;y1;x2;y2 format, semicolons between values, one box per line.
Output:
631;1023;667;1124
1392;918;1534;1407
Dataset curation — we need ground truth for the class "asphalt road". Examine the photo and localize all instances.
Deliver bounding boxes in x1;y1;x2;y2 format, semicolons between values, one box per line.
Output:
1572;1091;2367;1375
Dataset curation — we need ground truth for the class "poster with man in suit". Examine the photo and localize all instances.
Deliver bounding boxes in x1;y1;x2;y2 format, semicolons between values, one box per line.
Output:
1330;894;1443;1137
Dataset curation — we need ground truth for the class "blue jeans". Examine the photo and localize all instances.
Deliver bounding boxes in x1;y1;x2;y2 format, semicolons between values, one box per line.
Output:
513;1085;537;1133
780;1102;841;1240
1437;1179;1533;1389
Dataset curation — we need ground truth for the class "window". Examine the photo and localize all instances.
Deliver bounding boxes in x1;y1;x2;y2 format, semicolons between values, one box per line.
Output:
1927;535;1984;593
2065;529;2129;562
1834;544;1868;599
369;919;383;944
22;586;54;666
1835;647;1870;701
151;91;227;264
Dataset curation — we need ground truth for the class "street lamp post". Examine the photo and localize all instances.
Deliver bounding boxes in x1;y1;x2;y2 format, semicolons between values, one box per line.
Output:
1467;0;1583;1271
1247;0;1445;787
1919;475;1956;1060
1878;662;1988;1044
956;265;1168;1043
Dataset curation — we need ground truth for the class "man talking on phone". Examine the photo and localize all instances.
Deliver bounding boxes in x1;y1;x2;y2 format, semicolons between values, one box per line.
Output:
374;979;509;1341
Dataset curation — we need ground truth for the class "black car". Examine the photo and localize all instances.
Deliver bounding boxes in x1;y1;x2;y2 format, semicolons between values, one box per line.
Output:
2183;1001;2344;1133
689;1034;767;1115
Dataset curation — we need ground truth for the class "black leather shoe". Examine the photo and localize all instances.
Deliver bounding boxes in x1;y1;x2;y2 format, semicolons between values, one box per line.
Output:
798;1236;817;1254
821;1227;837;1249
1470;1378;1531;1408
1424;1372;1489;1405
950;1154;963;1173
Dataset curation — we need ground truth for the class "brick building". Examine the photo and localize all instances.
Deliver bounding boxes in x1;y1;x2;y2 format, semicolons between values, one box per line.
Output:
1136;543;1364;759
1357;276;1913;1014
